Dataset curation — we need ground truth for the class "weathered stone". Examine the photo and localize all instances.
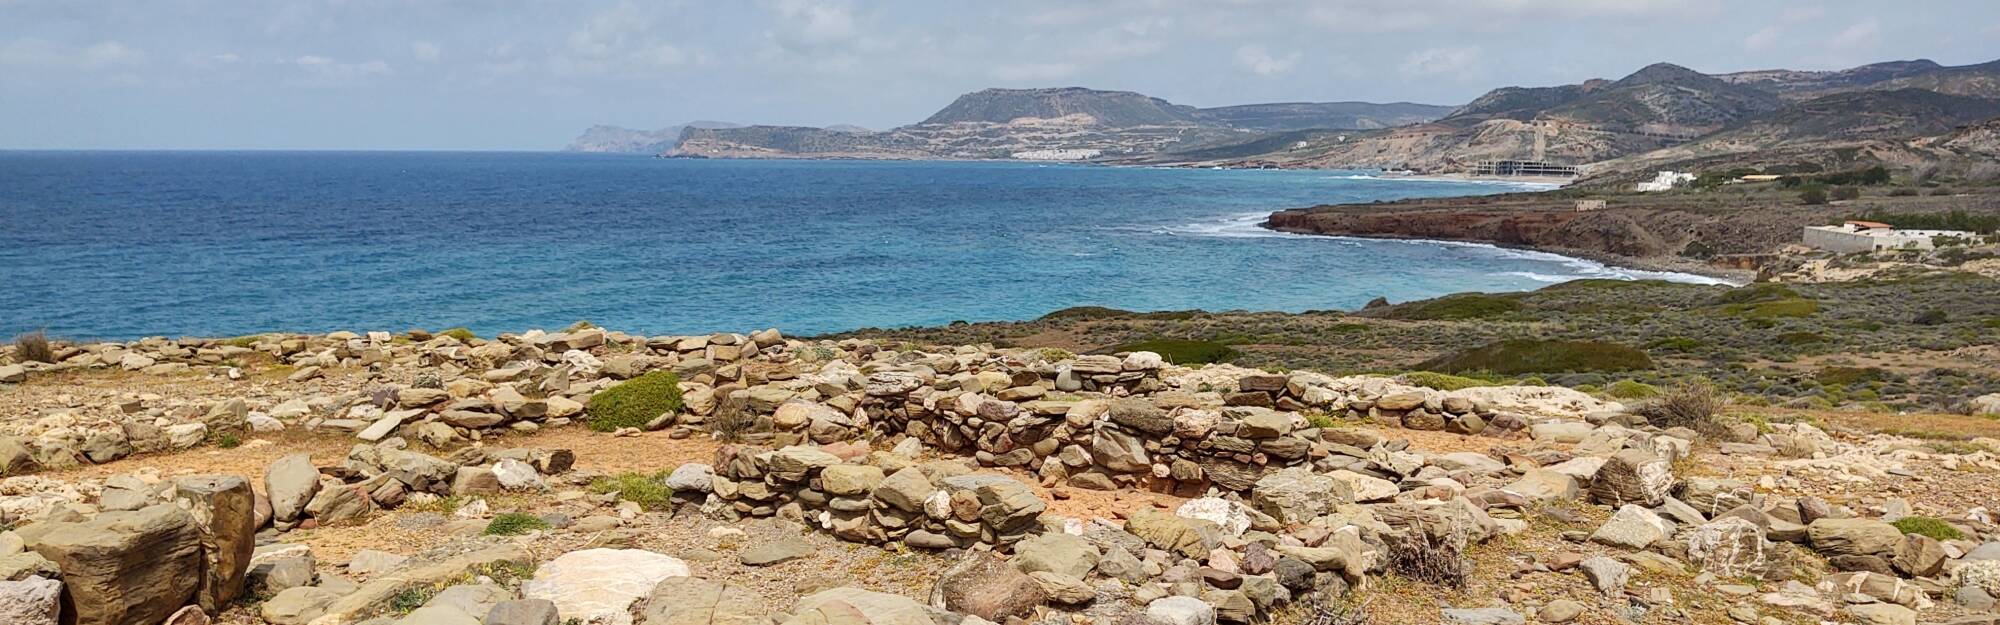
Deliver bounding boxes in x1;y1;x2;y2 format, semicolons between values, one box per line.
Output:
931;553;1044;621
739;540;813;567
1685;517;1768;577
23;504;202;625
1146;596;1217;625
1578;556;1630;595
820;465;885;497
262;587;341;625
522;548;689;625
1128;508;1220;559
309;544;532;625
1012;533;1100;578
172;475;256;611
1440;607;1524;625
1175;498;1251;537
267;454;322;523
790;587;933;625
638;578;768;625
1589;504;1669;550
1251;467;1351;525
871;467;933;513
0;576;60;625
485;599;561;625
1808;518;1903;558
1588;449;1674;507
1090;427;1150;473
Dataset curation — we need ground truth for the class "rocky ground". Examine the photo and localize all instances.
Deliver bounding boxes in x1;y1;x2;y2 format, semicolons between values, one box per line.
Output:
2;323;1999;625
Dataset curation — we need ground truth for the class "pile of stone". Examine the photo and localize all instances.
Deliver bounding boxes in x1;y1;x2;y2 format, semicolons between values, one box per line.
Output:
695;444;1047;549
265;443;572;530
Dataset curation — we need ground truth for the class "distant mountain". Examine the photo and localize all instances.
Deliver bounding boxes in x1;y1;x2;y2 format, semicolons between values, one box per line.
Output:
1192;101;1455;131
563;121;741;153
1138;57;2000;176
666;87;1450;161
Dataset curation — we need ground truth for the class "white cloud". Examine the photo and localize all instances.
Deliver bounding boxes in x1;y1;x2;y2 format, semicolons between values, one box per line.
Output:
211;52;242;64
1744;26;1781;51
1234;45;1299;76
1829;18;1881;51
290;55;392;86
765;0;858;51
1400;46;1481;79
412;41;441;63
0;38;145;70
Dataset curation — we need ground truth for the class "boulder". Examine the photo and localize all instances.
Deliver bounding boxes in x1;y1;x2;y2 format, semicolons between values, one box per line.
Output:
1499;469;1576;503
1011;533;1100;578
1251;467;1351;525
639;578;769;625
23;504;202;625
1588;449;1674;507
261;587;341;625
1146;596;1217;625
1685;517;1768;577
1090;428;1150;473
172;475;257;611
788;587;933;625
485;599;561;625
931;553;1044;621
1175;498;1251;538
266;454;322;523
871;468;933;513
1327;470;1399;503
819;465;885;497
1578;556;1630;595
1126;508;1219;559
1808;518;1903;558
664;464;715;494
1589;504;1669;550
308;544;532;625
1847;603;1915;625
522;548;689;625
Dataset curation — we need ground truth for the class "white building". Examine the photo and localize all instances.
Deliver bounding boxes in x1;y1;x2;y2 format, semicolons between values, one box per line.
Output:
1801;220;1975;253
1636;171;1696;192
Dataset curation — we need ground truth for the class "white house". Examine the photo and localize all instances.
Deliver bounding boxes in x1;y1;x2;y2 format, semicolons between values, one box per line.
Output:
1801;220;1975;253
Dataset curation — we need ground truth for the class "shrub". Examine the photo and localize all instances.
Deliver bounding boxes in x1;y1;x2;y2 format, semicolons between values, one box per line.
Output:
1606;379;1662;399
1105;340;1239;365
1645;336;1704;352
708;393;754;442
1911;309;1948;325
1376;294;1524;321
1416;339;1654;375
1385;526;1468;589
440;327;478;342
1717;298;1819;319
1891;516;1964;541
1304;412;1339;429
1818;366;1893;386
1776;331;1826;345
590;471;675;510
1039;306;1136;321
586;371;683;432
1829;186;1860;201
483;512;550;536
1399;371;1499;391
1635;381;1724;432
11;331;54;363
1799;187;1827;205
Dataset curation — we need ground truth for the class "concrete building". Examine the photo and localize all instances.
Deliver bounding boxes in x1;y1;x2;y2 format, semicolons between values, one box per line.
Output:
1801;220;1975;253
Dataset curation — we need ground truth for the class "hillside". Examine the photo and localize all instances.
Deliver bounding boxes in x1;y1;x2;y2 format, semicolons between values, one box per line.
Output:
1591;89;2000;175
658;87;1450;160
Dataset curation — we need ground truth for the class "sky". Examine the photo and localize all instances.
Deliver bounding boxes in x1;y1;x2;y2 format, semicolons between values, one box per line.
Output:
4;0;1998;150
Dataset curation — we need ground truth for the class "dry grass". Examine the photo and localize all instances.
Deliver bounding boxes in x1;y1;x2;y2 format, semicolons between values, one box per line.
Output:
12;331;55;363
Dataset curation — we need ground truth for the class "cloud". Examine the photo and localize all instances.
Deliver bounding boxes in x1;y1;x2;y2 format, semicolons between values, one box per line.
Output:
412;41;441;63
1234;45;1300;76
1744;26;1781;51
290;55;393;86
1828;18;1881;50
0;38;145;70
1400;46;1482;79
556;2;696;76
765;0;858;51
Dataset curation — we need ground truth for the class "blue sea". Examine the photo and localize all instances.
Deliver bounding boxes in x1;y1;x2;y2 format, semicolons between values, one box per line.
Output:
0;152;1721;340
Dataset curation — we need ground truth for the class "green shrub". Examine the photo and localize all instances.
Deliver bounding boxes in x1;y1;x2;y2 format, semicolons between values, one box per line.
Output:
1830;186;1860;201
1376;294;1524;321
1717;298;1819;319
1304;412;1338;429
1713;284;1800;304
1105;340;1239;365
1398;371;1500;391
589;471;675;510
1912;309;1948;325
1799;187;1827;205
1606;379;1662;399
1039;306;1136;321
1776;331;1826;345
1891;516;1964;541
1818;367;1893;386
440;327;478;342
1644;336;1704;352
11;331;55;364
483;512;550;536
1416;339;1654;375
587;371;684;432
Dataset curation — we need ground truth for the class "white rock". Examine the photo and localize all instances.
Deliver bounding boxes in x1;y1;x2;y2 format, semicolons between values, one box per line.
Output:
522;548;688;625
663;464;714;494
492;459;544;491
1328;470;1399;503
1146;596;1217;625
1175;498;1250;537
0;575;60;625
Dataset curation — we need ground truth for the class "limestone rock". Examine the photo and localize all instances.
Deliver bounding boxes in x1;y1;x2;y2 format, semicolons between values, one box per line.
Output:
1251;467;1351;525
172;475;257;611
1589;505;1669;550
23;504;202;625
639;578;769;625
931;553;1044;621
266;454;322;523
788;587;934;625
1011;533;1100;579
522;548;689;625
1808;518;1903;558
0;576;60;625
1588;449;1674;507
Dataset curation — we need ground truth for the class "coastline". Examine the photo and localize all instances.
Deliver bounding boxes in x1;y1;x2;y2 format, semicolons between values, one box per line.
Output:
1260;218;1753;285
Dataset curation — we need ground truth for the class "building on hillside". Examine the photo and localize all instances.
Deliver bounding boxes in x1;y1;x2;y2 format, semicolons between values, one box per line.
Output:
1738;174;1784;183
1471;160;1578;177
1636;171;1696;192
1801;220;1975;253
1575;199;1607;211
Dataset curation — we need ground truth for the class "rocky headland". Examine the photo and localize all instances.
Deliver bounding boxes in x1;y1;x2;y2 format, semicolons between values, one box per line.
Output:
3;322;1999;625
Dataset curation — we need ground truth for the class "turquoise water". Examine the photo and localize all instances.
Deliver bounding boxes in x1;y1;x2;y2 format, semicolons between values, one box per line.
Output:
0;152;1716;339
